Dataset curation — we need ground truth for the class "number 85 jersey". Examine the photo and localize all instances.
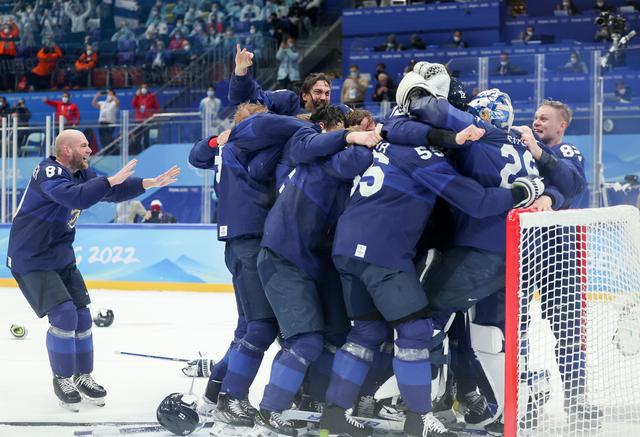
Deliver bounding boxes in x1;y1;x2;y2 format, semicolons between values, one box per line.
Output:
7;157;145;274
332;142;520;273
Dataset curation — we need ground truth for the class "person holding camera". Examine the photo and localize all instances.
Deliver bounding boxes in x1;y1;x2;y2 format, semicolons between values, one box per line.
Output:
92;89;119;151
31;42;63;90
275;36;300;90
142;199;177;223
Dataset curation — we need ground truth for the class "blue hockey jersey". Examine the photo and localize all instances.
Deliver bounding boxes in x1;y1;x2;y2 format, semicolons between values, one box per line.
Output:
229;73;305;116
332;142;519;273
262;127;373;280
7;157;145;274
537;141;586;208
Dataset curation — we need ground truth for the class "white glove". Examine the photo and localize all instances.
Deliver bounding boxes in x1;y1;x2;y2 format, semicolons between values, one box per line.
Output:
512;175;545;208
395;71;433;115
182;358;215;377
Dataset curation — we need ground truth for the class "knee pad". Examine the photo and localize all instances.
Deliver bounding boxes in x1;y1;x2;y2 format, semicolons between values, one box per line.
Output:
395;318;433;352
324;331;347;349
48;300;78;332
289;333;323;364
348;320;391;350
76;307;92;332
234;315;248;343
241;319;278;352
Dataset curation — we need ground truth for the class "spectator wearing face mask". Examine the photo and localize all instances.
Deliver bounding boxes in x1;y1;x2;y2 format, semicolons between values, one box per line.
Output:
199;86;221;131
31;42;63;90
450;30;467;48
142;200;177;223
561;51;588;74
64;0;92;43
520;25;540;43
341;64;369;107
10;98;31;147
276;35;300;90
0;20;19;91
131;84;160;153
72;44;99;88
45;92;80;127
0;96;10;118
615;80;631;103
92;89;120;150
376;34;401;51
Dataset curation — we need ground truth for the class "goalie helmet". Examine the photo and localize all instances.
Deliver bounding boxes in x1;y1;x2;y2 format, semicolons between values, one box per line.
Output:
396;71;448;115
468;88;514;130
412;62;451;99
157;393;203;436
93;309;114;327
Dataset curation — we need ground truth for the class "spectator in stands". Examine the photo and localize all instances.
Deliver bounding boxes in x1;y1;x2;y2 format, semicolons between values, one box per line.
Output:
594;25;611;42
0;97;9;118
496;52;526;75
520;25;540;43
449;30;468;48
561;51;588;74
276;35;300;90
0;19;19;91
275;0;289;18
170;19;190;38
375;62;387;81
72;44;98;88
403;58;417;76
184;5;199;26
222;28;239;57
115;200;147;223
10;98;31;147
556;0;580;15
240;0;261;23
376;33;401;51
408;33;426;50
143;199;177;223
615;80;631;103
594;0;614;13
31;42;62;90
305;0;322;24
145;41;171;84
169;31;189;51
372;72;395;104
131;83;160;153
341;64;369;107
92;89;119;149
111;22;135;42
45;92;80;127
267;12;289;47
244;24;265;59
200;86;221;130
64;0;92;43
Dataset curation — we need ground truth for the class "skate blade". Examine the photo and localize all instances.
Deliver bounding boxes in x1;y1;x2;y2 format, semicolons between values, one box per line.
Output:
434;408;457;426
247;424;279;437
209;421;253;437
59;400;80;412
80;393;106;407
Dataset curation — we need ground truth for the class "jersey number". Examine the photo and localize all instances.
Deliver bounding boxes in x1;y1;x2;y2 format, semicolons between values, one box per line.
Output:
356;150;389;197
213;146;223;185
499;144;538;188
45;166;63;178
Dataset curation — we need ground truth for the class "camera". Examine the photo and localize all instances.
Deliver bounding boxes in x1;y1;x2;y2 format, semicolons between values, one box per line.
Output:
595;11;628;36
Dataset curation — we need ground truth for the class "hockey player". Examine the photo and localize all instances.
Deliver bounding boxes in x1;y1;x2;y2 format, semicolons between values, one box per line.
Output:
7;129;180;411
249;106;375;436
318;115;544;436
188;105;381;435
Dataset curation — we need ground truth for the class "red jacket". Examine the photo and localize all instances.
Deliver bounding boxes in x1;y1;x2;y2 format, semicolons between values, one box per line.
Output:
131;93;160;121
45;99;80;126
75;52;98;71
0;23;19;57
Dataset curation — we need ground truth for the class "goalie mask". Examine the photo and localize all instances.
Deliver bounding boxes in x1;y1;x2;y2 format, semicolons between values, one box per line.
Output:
468;88;514;130
396;70;450;115
157;393;203;435
93;309;114;327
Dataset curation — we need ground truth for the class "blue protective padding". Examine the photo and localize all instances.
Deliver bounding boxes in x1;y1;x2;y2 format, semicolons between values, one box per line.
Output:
289;333;324;364
48;300;78;332
76;307;92;332
348;320;392;350
395;319;433;351
242;319;279;352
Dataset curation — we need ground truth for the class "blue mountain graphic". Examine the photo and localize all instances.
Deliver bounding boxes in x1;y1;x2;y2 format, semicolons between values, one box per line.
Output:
114;258;204;282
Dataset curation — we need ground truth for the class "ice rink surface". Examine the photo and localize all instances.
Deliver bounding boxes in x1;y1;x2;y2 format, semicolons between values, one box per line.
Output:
0;286;278;437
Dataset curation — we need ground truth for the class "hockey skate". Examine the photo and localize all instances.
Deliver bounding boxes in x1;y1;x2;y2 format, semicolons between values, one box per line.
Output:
251;409;298;437
210;392;254;437
404;411;457;437
199;395;217;418
53;375;81;412
73;373;107;406
319;404;373;437
457;390;493;427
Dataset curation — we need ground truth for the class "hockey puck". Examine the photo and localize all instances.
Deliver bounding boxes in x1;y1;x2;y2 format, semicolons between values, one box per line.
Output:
10;324;28;339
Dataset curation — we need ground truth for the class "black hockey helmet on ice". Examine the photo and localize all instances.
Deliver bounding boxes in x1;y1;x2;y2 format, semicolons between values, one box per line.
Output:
157;393;203;435
93;309;114;327
448;76;470;111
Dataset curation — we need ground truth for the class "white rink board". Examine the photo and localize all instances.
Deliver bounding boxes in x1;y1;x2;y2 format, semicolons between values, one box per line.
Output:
0;287;278;437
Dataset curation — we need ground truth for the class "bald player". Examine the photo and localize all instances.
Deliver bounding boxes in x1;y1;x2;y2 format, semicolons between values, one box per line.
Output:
7;129;180;411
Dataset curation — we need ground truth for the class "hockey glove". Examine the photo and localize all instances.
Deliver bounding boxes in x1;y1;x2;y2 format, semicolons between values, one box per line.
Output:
511;175;545;208
182;358;215;378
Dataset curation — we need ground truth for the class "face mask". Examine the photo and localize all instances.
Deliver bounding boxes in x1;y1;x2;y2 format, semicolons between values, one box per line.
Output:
207;91;215;97
86;50;92;55
571;57;577;63
62;97;69;103
250;28;256;34
350;71;358;78
141;88;148;94
500;61;508;66
184;45;190;51
454;36;461;42
106;96;113;102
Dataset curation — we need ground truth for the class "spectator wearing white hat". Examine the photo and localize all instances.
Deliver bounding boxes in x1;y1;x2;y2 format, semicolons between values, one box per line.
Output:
142;199;177;223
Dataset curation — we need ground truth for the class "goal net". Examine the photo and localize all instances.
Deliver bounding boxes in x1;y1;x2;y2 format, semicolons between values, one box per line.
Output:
504;205;640;437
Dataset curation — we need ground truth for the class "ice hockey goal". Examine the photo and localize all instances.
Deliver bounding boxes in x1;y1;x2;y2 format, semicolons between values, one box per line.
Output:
504;205;640;437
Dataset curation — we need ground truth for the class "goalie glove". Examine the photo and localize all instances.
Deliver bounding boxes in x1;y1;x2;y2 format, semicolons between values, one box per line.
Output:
182;358;215;378
511;175;545;208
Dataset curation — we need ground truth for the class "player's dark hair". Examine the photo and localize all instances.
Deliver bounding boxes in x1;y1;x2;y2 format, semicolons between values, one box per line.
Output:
299;73;331;102
345;109;374;128
310;105;346;131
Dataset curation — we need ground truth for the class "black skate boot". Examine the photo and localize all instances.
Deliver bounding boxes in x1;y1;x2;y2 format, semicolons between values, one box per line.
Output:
485;415;504;436
354;395;375;418
73;373;107;406
458;390;493;427
210;392;254;436
240;398;259;419
319;404;373;437
53;375;81;412
404;411;457;437
252;409;298;436
374;397;406;422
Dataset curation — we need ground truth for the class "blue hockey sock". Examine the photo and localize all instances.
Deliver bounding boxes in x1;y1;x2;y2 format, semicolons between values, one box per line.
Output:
308;346;335;402
260;333;322;413
75;307;94;375
325;348;372;409
210;315;247;383
394;319;433;414
46;301;78;378
360;342;393;396
221;319;277;399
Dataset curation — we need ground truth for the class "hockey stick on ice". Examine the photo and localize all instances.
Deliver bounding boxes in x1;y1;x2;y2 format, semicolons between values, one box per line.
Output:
115;351;191;362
